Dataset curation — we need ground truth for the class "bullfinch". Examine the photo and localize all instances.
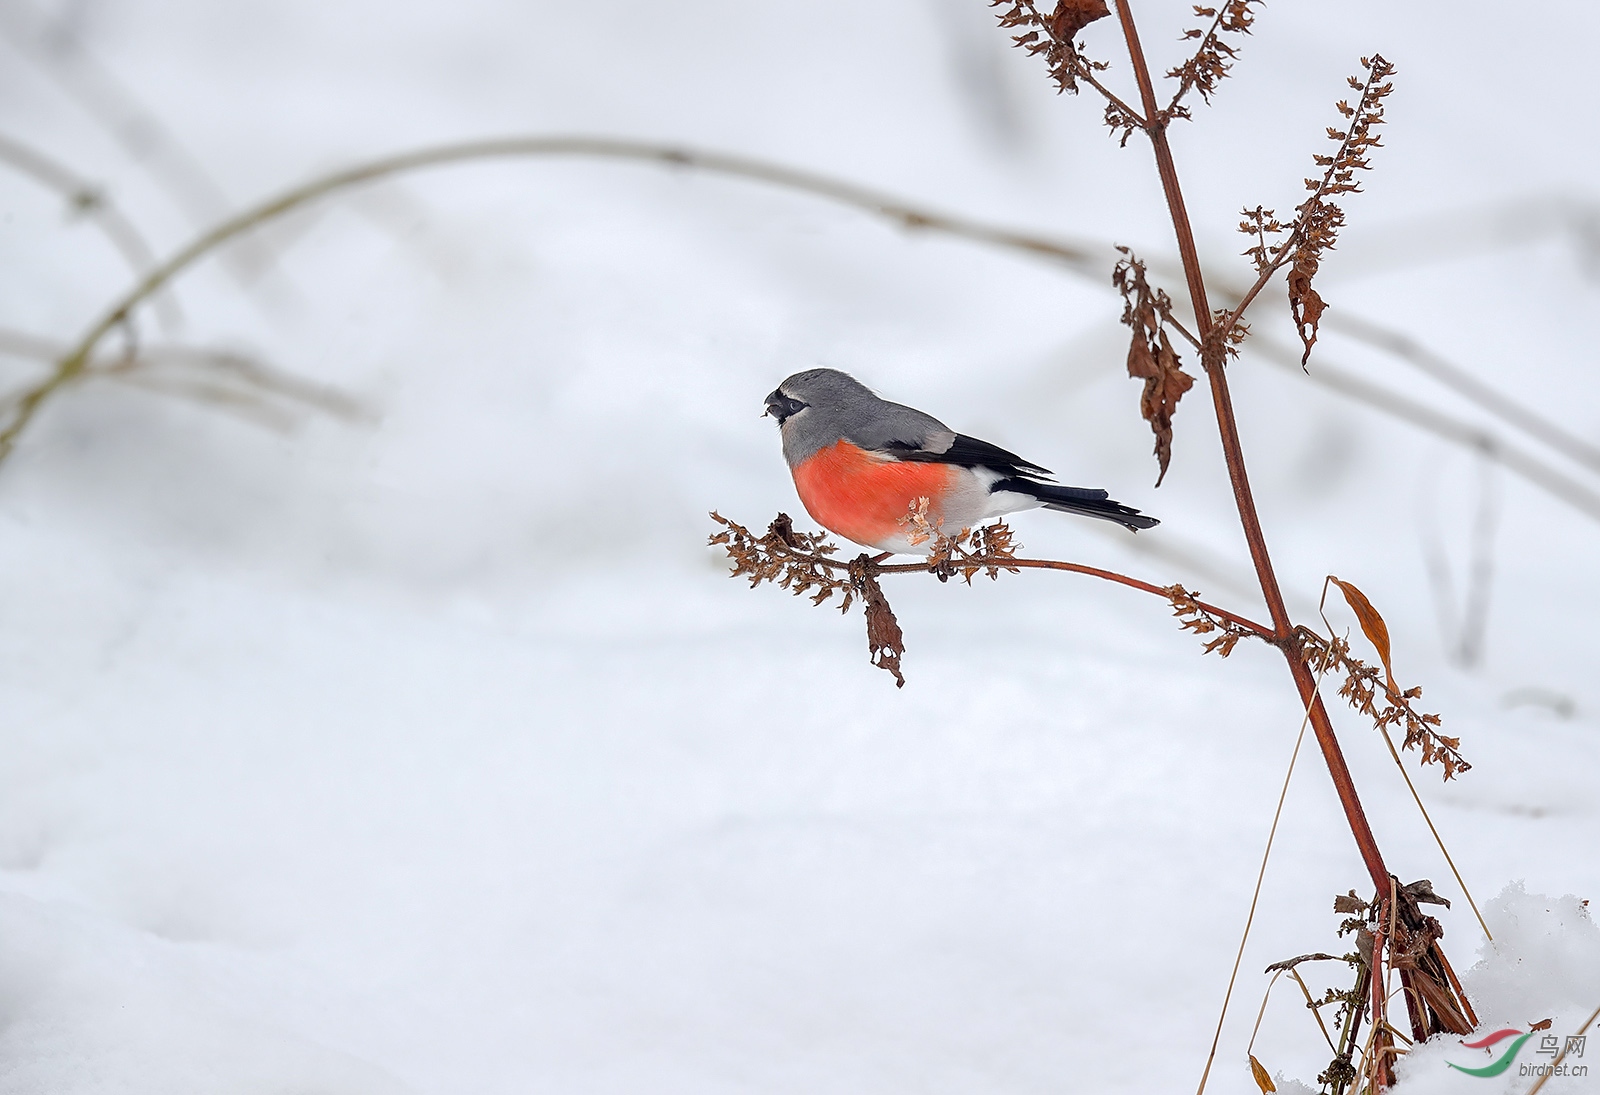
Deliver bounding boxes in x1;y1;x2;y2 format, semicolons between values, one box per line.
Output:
765;368;1157;554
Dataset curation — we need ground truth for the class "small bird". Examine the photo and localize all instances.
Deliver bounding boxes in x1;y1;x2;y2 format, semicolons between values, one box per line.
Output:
765;368;1157;554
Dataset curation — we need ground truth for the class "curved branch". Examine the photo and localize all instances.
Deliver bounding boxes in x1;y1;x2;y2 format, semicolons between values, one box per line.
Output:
0;135;1106;462
877;555;1273;637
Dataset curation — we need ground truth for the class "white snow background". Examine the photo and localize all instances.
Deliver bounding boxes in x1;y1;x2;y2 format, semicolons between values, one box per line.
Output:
1;0;1597;1091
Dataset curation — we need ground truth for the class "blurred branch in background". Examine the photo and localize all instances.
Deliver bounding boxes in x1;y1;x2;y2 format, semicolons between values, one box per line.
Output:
0;130;181;332
0;0;285;289
1328;193;1600;283
6;135;1598;539
1418;453;1498;670
0;326;364;433
1242;330;1600;522
1327;310;1600;476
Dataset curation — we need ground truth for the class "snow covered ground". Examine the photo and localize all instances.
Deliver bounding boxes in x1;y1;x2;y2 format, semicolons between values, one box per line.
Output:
1;1;1597;1091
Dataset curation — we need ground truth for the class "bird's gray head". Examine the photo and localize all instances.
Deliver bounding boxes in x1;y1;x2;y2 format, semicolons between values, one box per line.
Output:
763;368;882;466
763;368;875;425
763;368;951;469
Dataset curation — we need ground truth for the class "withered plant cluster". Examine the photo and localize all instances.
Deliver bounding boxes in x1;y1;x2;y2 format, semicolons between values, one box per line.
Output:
1258;880;1474;1093
1237;55;1397;364
708;3;1477;1092
709;510;1025;688
1297;630;1467;780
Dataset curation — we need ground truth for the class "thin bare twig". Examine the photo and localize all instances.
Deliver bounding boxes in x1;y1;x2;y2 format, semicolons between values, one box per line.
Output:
1373;724;1490;941
1195;651;1329;1095
1526;1001;1600;1095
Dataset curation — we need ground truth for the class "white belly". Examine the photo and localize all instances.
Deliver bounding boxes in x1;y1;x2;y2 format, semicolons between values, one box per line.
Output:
875;467;1041;555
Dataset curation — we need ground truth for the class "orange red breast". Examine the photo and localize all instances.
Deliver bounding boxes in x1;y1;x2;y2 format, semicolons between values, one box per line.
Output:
791;440;958;548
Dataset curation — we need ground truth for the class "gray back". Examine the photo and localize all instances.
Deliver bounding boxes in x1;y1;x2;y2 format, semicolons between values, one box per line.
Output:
774;368;955;466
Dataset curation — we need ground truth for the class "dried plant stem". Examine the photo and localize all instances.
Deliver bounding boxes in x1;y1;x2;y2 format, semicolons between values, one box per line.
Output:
877;555;1270;634
1194;654;1326;1095
1374;724;1491;942
1246;965;1341;1063
717;511;1270;639
1366;894;1392;1091
1113;0;1391;893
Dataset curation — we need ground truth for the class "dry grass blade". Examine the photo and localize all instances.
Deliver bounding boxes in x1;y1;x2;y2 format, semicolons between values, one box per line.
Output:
1246;955;1344;1076
1373;722;1492;943
1193;648;1330;1095
0;131;182;333
0;328;363;433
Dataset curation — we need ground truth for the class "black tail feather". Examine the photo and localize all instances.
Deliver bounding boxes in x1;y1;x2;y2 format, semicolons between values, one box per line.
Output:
995;478;1159;532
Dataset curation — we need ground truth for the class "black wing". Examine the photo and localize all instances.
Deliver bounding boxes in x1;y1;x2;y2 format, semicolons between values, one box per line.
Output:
886;432;1052;478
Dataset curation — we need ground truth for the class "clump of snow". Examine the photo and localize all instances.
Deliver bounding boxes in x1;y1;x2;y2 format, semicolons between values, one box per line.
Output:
1390;882;1600;1093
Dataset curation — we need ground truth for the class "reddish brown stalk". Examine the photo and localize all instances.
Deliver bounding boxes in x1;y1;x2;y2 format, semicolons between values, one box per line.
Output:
1112;0;1392;894
877;556;1271;636
1434;945;1477;1029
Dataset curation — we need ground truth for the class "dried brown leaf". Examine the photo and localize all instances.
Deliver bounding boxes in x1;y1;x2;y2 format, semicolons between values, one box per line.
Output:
1327;576;1394;694
1333;891;1369;915
851;562;906;688
1115;251;1196;486
1287;263;1327;367
1047;0;1109;39
1133;328;1195;486
1249;1054;1277;1094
